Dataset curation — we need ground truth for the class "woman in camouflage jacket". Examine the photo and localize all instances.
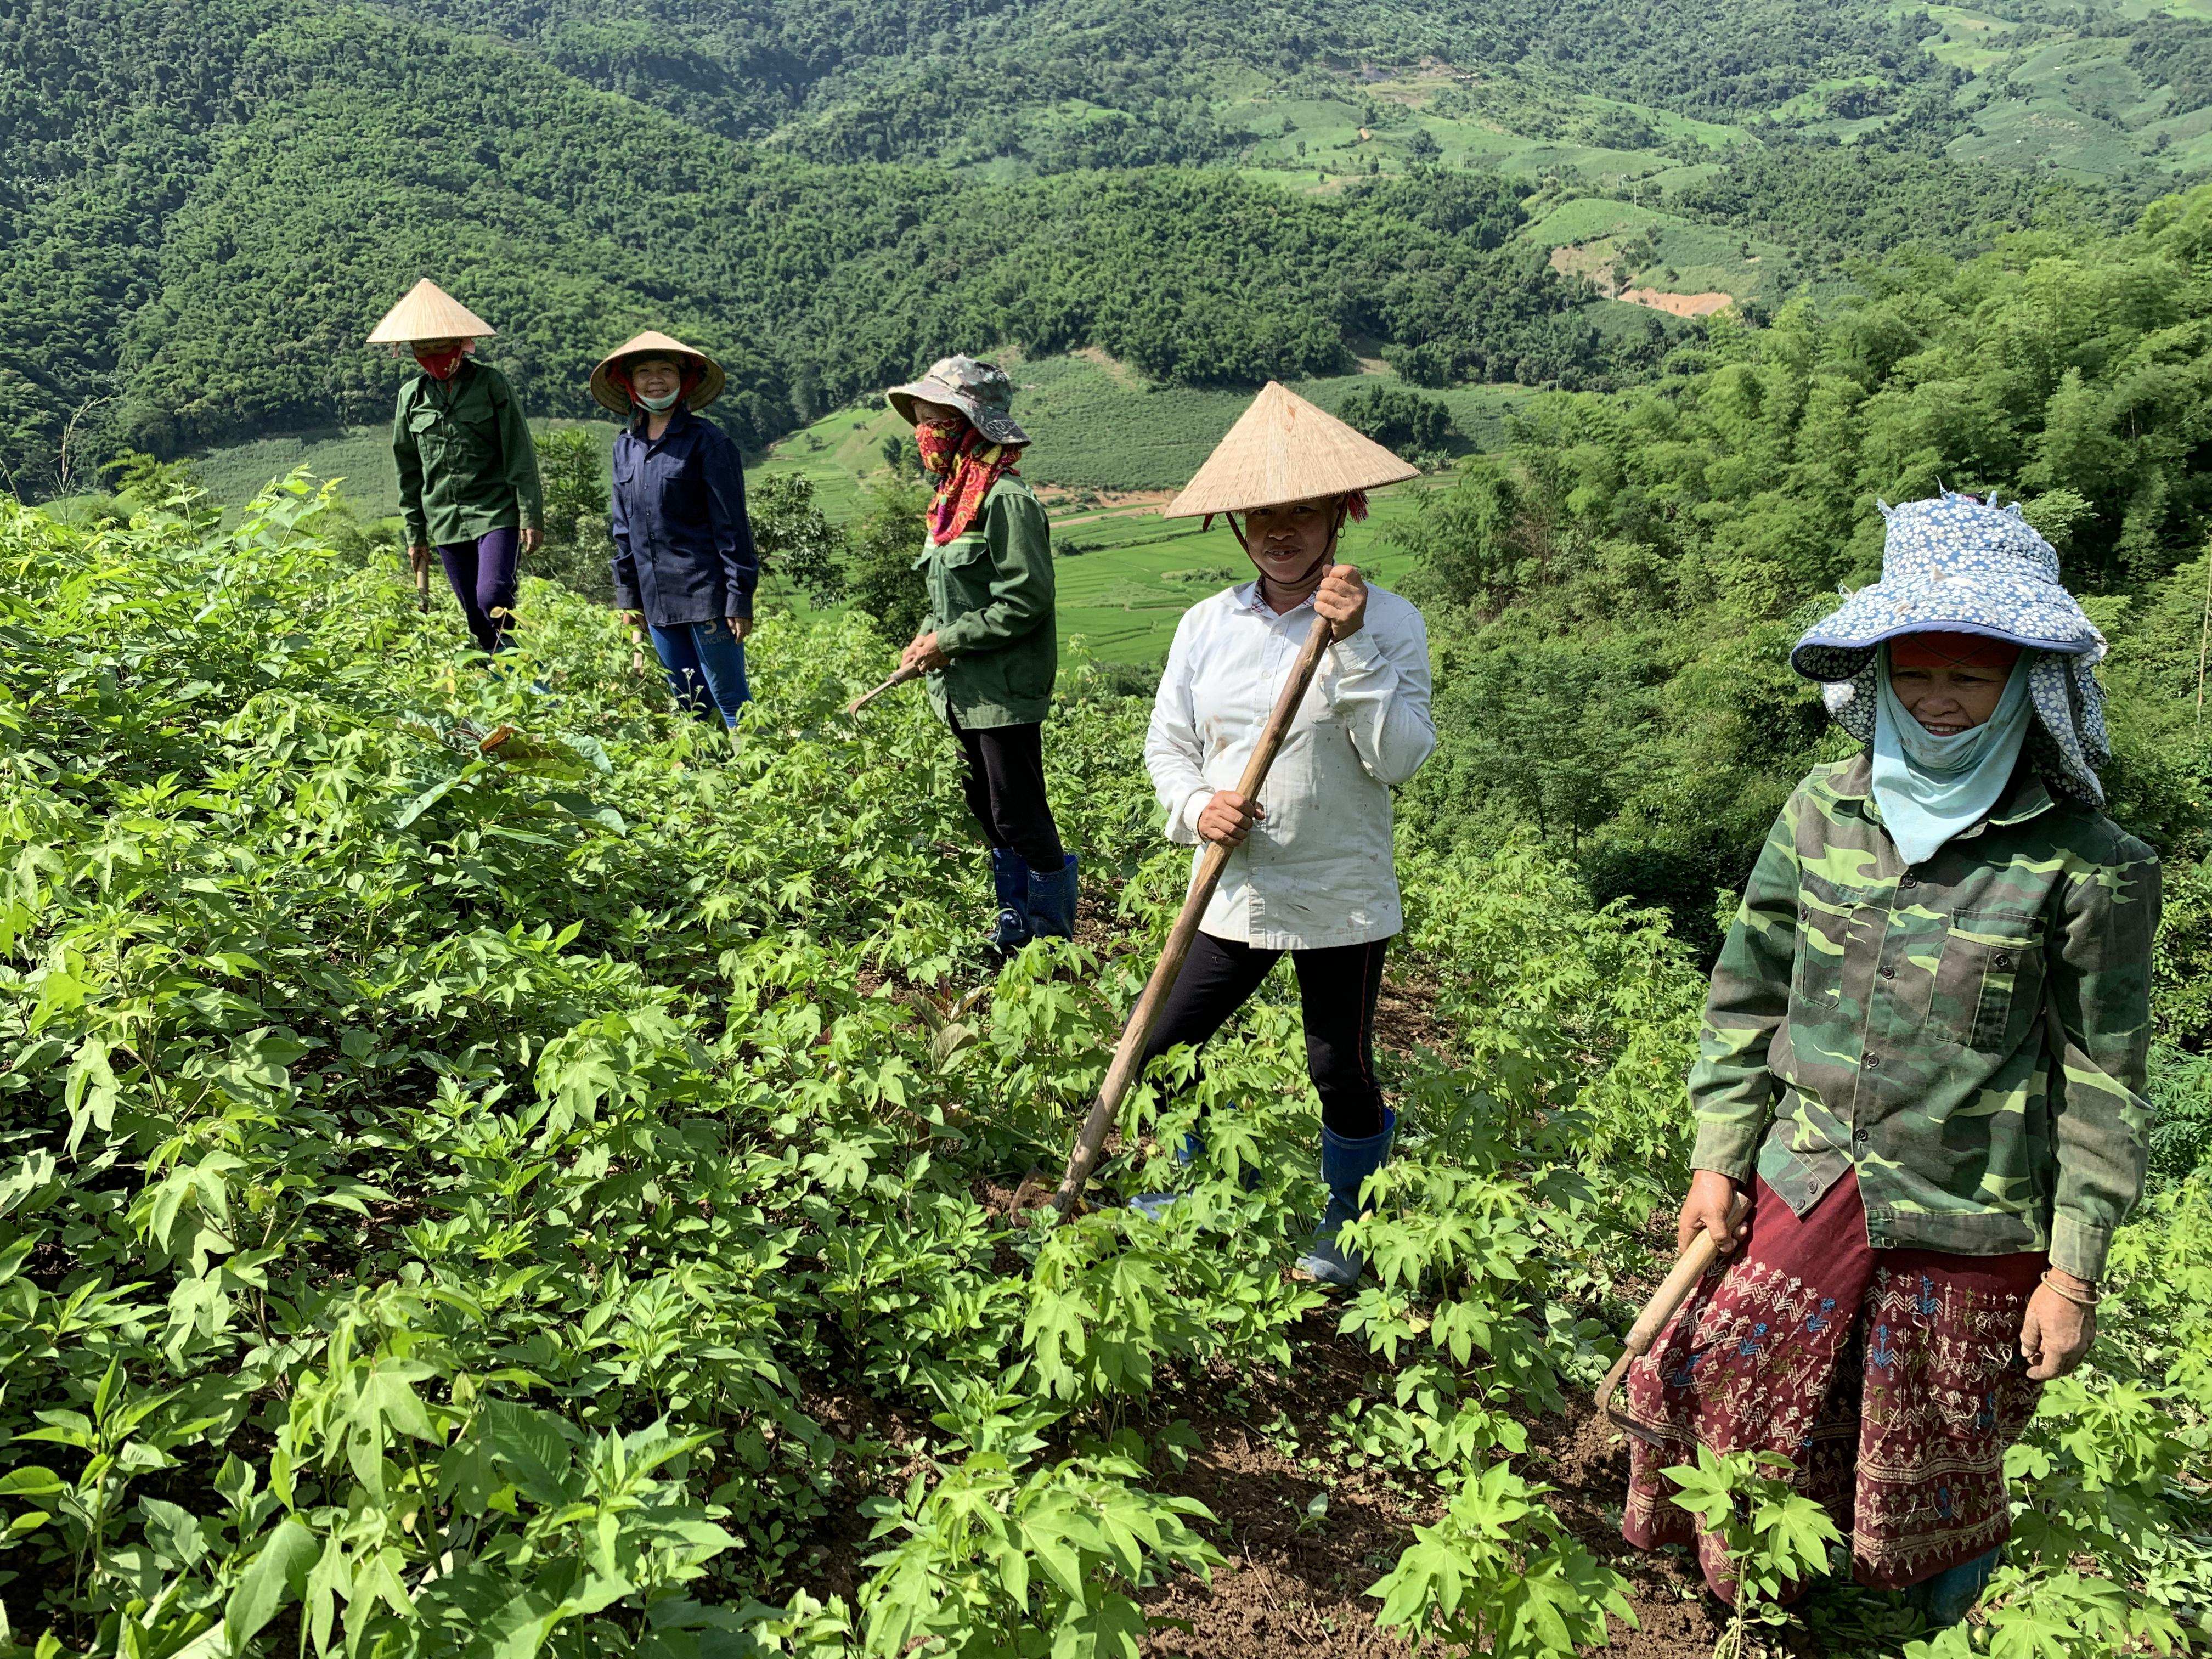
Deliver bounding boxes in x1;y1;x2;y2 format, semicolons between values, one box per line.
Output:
1618;493;2160;1626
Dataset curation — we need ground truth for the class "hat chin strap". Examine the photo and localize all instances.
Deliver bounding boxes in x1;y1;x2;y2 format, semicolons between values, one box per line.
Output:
1224;500;1351;597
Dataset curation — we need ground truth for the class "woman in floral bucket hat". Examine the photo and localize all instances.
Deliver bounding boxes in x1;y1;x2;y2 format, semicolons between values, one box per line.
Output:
885;354;1076;953
1618;492;2161;1627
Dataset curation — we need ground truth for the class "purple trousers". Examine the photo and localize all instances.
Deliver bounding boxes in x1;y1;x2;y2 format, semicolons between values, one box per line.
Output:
436;527;520;653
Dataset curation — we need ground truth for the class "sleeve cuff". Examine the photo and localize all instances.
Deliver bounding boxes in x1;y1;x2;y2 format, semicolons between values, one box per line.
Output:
1183;787;1213;837
1329;628;1386;675
1689;1119;1763;1182
2049;1215;2112;1282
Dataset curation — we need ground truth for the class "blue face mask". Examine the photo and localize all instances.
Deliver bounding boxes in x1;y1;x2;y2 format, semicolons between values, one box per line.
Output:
635;387;682;413
1870;646;2036;868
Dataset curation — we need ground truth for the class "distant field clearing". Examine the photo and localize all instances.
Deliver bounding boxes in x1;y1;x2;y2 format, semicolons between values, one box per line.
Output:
1617;287;1734;317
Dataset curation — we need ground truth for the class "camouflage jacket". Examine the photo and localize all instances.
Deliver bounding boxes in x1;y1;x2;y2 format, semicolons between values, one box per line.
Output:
1689;753;2160;1282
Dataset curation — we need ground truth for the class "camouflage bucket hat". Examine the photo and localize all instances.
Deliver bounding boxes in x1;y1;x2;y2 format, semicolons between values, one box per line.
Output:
886;354;1030;446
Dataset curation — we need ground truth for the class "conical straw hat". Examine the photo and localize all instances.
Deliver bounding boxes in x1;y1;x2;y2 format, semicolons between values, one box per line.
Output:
589;331;726;415
367;279;496;344
1164;382;1419;518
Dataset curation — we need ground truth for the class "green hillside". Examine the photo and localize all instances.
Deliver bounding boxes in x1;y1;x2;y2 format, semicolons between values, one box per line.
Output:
18;0;2212;500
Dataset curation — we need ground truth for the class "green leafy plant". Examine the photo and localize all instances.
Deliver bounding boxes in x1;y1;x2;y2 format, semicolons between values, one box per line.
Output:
1368;1461;1635;1655
1661;1447;1841;1659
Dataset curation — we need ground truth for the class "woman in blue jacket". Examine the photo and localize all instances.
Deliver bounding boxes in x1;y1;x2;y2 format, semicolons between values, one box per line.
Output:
591;331;757;735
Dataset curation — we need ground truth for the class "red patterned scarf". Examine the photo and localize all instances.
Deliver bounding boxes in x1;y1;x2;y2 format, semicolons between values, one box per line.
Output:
921;422;1022;545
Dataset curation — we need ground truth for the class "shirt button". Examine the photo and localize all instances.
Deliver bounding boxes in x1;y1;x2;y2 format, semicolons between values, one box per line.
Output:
1995;952;2012;969
1880;966;1896;980
1864;1054;1881;1069
1900;874;1918;888
1855;1128;1870;1144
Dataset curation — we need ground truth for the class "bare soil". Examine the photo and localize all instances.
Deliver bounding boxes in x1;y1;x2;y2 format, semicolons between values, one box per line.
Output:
1545;244;1736;318
1130;1312;1729;1658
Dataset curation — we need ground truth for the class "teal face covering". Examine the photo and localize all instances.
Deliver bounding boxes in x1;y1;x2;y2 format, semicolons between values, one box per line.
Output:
635;387;682;413
1870;646;2036;868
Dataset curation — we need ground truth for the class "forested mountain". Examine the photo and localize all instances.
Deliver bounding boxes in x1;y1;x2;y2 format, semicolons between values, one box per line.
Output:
8;0;2212;493
1398;189;2212;963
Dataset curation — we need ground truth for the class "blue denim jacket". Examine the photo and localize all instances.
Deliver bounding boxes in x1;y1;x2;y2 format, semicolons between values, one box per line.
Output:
610;409;758;625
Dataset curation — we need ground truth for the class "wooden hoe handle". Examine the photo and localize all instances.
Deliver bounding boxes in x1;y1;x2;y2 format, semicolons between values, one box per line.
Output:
1594;1195;1748;1435
1052;610;1337;1215
847;664;923;718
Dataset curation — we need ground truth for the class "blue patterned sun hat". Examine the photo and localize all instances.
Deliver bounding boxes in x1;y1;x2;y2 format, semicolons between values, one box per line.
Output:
1792;492;2111;804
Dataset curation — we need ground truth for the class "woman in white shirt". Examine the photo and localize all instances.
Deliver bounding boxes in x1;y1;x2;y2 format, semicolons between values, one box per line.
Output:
1137;384;1435;1288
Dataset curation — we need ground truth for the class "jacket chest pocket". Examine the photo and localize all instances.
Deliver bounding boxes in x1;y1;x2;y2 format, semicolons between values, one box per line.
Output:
411;406;494;468
650;450;708;524
933;535;991;617
1790;894;1857;1015
1933;910;2046;1053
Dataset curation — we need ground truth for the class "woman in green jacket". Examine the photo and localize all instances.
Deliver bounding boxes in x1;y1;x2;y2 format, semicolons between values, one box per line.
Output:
370;280;544;654
885;355;1076;951
1622;492;2160;1627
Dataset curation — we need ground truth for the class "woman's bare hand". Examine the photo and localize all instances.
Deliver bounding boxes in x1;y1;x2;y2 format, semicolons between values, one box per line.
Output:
2021;1274;2097;1380
1314;563;1369;641
901;631;950;673
1197;790;1263;847
1677;1170;1748;1256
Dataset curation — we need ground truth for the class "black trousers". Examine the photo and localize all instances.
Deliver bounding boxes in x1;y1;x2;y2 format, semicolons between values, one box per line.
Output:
948;714;1064;871
1138;930;1388;1138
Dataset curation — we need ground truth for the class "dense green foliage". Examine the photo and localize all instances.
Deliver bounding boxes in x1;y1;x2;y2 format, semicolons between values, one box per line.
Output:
1336;385;1459;466
1396;188;2212;986
0;477;2203;1656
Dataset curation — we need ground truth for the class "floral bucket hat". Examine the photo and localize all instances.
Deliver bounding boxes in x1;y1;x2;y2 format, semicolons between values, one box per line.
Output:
885;354;1030;446
1791;492;2112;803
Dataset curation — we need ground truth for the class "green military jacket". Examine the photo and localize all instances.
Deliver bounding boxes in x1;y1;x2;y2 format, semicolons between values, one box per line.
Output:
392;360;543;549
917;475;1056;729
1690;752;2160;1282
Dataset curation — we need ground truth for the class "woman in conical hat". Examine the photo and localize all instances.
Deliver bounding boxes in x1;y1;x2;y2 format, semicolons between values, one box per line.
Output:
884;354;1077;951
373;280;544;654
1618;492;2160;1626
1132;382;1435;1289
592;332;756;738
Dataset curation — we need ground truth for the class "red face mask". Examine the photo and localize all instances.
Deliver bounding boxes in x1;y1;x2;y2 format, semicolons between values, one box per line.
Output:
915;420;967;475
413;344;466;381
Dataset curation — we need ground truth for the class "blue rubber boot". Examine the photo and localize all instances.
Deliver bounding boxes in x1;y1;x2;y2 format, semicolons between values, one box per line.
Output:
989;849;1031;955
1024;853;1080;940
1296;1109;1396;1288
1128;1131;1205;1221
1906;1547;2000;1628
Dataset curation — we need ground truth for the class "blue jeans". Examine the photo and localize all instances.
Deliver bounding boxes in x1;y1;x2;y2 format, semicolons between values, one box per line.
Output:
650;619;751;726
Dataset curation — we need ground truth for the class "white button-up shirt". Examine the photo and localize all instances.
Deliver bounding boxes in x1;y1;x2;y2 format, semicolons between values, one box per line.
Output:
1144;580;1435;950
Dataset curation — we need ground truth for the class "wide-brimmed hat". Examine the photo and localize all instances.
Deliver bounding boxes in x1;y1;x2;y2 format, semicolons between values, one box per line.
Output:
886;355;1029;445
590;331;726;414
1164;382;1418;519
368;279;496;345
1793;492;2111;803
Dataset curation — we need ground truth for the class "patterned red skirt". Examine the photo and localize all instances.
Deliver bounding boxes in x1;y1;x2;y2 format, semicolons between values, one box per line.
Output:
1620;1170;2045;1596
